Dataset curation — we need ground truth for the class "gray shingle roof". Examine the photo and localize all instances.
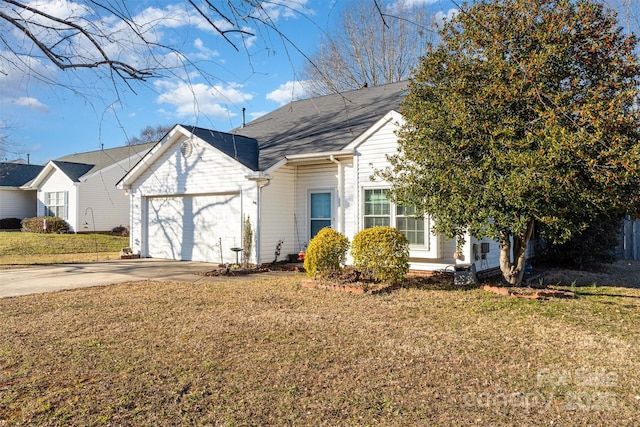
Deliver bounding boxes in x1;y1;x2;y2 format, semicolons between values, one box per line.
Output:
0;163;44;187
232;81;408;171
56;143;156;177
182;126;259;171
51;161;95;182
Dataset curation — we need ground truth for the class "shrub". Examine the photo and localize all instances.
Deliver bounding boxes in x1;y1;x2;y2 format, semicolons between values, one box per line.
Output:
546;215;622;269
0;217;22;229
111;225;130;237
351;226;409;284
21;216;70;233
304;228;349;278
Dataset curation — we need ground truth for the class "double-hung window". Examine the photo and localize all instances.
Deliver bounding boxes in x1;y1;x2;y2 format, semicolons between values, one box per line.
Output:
45;191;68;219
363;188;440;257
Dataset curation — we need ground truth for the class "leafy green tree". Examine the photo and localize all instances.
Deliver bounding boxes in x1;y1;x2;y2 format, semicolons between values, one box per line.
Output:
379;0;640;286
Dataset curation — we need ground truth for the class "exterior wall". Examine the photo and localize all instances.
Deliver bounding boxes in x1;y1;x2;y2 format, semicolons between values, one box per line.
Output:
260;164;296;264
128;135;258;262
352;115;459;271
293;163;339;251
0;189;37;220
78;161;133;232
36;170;78;231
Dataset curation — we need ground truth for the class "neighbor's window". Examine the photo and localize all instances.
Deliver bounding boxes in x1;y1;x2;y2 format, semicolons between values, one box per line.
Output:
45;191;67;219
364;189;390;227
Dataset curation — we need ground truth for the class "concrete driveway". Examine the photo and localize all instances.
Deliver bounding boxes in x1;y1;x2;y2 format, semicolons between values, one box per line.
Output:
0;259;291;298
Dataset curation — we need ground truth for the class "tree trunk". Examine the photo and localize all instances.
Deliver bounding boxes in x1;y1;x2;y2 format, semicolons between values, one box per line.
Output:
498;220;535;286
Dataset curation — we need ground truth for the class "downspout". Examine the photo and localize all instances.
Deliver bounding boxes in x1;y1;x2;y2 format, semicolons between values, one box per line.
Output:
255;178;271;265
329;155;344;234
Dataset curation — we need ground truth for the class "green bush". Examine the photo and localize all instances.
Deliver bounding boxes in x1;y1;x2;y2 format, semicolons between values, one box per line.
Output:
351;226;409;284
21;216;70;233
304;228;349;278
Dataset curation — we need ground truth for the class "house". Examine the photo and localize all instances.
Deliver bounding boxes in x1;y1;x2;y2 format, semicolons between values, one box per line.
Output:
25;143;155;232
118;81;502;273
0;161;44;221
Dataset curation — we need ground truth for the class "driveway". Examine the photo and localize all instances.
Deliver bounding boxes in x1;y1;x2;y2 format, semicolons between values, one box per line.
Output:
0;259;292;298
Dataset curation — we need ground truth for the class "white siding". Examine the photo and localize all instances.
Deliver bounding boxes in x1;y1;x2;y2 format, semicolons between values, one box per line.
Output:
352;115;454;269
0;189;37;220
260;165;296;263
293;163;338;249
37;170;78;231
129;136;258;262
78;161;133;232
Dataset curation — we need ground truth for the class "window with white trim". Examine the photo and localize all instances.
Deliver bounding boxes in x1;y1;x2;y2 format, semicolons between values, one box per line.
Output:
363;188;440;257
364;188;390;227
45;191;68;219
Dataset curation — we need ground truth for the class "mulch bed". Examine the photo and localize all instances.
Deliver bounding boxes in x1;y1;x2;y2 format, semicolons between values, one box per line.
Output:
198;262;303;277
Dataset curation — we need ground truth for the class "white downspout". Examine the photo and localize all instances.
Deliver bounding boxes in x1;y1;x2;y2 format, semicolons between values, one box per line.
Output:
255;178;271;265
329;155;344;234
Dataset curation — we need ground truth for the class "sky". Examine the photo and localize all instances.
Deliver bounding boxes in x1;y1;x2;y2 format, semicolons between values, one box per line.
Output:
0;0;459;165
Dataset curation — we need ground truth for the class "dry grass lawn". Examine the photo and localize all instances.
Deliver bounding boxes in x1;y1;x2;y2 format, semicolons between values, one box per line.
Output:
1;264;640;426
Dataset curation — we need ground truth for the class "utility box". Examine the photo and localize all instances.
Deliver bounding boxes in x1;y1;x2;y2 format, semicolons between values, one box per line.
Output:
454;263;478;286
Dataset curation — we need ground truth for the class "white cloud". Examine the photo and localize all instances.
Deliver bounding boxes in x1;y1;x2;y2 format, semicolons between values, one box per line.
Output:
155;80;253;119
193;38;220;60
9;96;50;112
266;81;308;105
434;8;459;26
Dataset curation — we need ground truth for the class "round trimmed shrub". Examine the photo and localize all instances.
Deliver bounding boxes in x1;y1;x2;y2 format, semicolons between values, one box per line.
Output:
351;226;409;284
304;227;349;278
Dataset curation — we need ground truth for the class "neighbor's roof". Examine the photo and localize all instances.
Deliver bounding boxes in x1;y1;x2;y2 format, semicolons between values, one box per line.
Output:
182;126;259;171
56;142;156;177
0;163;44;187
50;161;95;182
232;80;408;170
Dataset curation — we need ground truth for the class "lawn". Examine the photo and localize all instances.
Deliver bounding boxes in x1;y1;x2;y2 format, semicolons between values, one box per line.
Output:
0;232;128;266
1;272;639;425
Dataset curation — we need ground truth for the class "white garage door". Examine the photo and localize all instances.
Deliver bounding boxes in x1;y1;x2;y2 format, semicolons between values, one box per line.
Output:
146;193;241;263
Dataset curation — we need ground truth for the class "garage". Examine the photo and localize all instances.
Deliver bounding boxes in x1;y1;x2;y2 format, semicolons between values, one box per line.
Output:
145;193;242;263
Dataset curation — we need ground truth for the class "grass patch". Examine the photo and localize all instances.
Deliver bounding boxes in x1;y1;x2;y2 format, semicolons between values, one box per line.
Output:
1;276;639;425
0;232;128;265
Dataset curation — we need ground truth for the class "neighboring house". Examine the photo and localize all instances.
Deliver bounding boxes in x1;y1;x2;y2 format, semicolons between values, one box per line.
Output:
26;143;155;232
618;216;640;260
0;162;44;220
118;81;502;273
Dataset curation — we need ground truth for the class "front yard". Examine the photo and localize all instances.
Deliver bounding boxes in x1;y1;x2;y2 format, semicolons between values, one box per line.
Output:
1;269;639;425
0;232;128;266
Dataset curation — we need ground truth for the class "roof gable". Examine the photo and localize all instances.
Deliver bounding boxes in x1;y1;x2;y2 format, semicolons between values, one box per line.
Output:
51;161;95;182
183;126;258;171
56;143;155;176
233;81;408;170
0;163;44;187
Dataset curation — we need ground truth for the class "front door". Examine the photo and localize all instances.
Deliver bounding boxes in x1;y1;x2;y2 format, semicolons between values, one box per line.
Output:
310;191;332;239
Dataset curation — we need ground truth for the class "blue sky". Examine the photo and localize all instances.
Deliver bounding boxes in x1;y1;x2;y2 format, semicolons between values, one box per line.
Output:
2;0;633;165
1;0;459;165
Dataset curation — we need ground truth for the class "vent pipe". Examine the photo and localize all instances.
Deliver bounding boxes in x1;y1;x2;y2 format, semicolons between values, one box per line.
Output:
241;107;246;128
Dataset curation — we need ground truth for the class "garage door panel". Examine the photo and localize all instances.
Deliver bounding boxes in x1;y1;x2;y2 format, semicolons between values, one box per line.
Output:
146;193;241;263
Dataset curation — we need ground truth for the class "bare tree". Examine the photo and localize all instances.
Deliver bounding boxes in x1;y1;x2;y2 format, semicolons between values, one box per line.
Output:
127;124;173;146
0;1;317;90
302;0;438;95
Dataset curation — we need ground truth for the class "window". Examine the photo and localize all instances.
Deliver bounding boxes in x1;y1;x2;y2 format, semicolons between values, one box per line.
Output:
396;205;425;245
310;192;332;239
45;191;67;219
364;189;390;228
363;188;439;257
